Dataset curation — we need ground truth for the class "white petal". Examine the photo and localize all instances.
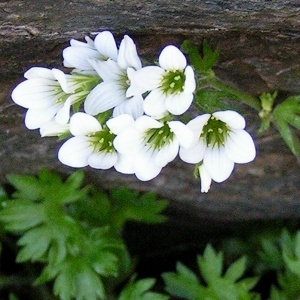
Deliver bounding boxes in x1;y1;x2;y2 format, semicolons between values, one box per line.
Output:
52;69;72;93
183;66;196;93
213;110;246;129
106;114;135;134
155;140;179;167
203;146;234;182
165;92;193;115
143;89;168;118
113;127;142;155
159;45;187;70
114;154;135;174
187;114;211;132
25;105;59;129
94;31;118;61
88;59;122;81
126;66;164;97
58;136;92;167
24;67;55;79
69;37;95;48
168;121;193;148
134;150;162;181
199;165;212;193
63;47;101;70
135;115;163;131
55;98;71;124
11;78;60;108
117;35;142;70
69;112;102;136
179;140;206;164
84;81;126;115
225;130;256;163
88;151;117;169
113;95;144;120
40;121;69;137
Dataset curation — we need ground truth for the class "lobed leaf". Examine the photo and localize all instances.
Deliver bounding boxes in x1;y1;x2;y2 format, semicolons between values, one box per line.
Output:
118;277;169;300
197;244;223;284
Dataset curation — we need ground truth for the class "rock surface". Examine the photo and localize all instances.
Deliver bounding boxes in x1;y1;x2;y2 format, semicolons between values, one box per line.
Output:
1;0;300;225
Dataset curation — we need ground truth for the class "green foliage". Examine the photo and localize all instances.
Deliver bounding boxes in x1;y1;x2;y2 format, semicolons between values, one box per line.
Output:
181;39;219;75
118;276;169;300
195;89;239;113
264;230;300;299
108;187;168;230
162;244;259;300
273;96;300;160
0;169;168;300
3;169;300;300
258;91;277;132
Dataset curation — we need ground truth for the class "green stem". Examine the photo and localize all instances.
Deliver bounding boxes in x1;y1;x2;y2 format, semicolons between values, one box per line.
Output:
200;76;262;112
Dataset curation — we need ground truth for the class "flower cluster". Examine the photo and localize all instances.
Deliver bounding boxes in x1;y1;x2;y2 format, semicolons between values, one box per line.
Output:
11;31;256;192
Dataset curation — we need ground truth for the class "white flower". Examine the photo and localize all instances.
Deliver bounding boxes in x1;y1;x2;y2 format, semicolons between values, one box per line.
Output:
11;67;100;129
84;35;144;119
58;112;134;170
12;67;71;129
63;31;118;72
127;45;196;117
114;115;193;181
179;110;256;190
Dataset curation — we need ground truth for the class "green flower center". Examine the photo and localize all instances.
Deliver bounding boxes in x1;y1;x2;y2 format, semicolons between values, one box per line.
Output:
144;123;174;150
74;73;101;92
118;70;131;91
54;86;69;104
88;126;115;153
201;116;230;147
160;70;185;95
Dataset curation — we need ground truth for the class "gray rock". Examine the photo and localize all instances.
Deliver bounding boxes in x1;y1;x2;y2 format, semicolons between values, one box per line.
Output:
1;0;300;225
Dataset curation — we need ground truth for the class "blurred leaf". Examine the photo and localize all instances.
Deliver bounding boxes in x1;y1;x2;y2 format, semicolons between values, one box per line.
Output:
118;276;169;300
197;244;223;284
6;174;42;201
258;238;283;270
224;256;247;283
0;200;45;231
108;187;168;230
162;262;203;299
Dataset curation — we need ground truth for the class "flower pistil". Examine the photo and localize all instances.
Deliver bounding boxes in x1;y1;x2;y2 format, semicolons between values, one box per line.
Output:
160;70;186;95
201;116;230;147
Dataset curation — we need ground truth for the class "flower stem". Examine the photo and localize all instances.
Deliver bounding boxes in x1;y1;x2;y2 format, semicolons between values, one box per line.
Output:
201;76;262;112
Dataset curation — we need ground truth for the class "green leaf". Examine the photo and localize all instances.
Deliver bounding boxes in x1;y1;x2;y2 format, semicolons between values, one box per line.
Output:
91;251;119;277
162;262;203;299
273;96;300;159
6;174;42;201
195;89;237;113
109;187;168;230
270;286;288;300
0;200;45;231
181;40;219;74
52;259;106;300
197;244;223;284
118;277;169;300
258;238;283;270
224;256;247;283
64;170;85;191
163;245;258;300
